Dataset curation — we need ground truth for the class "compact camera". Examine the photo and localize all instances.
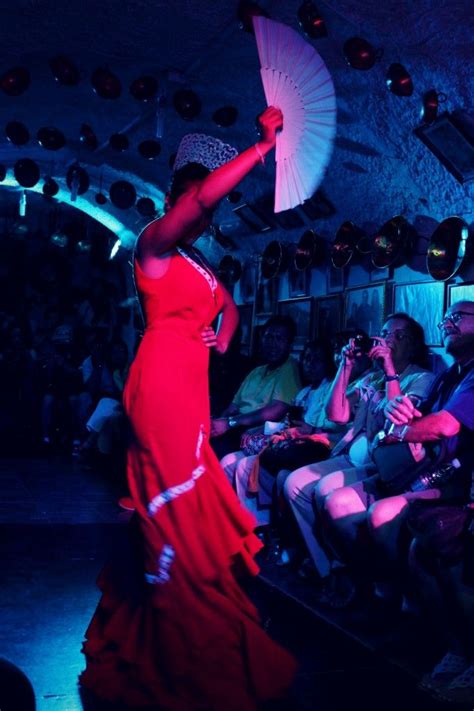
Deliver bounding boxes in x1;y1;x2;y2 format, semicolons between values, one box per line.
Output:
353;333;373;355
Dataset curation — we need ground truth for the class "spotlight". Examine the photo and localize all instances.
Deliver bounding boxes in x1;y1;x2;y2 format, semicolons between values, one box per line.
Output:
212;106;238;127
91;66;121;99
14;158;40;188
297;2;327;39
237;1;269;33
130;75;158;101
80;123;98;150
1;66;30;96
173;89;201;120
138;139;161;159
386;63;413;97
5;121;30;146
421;89;446;124
43;177;59;197
50;55;80;86
343;37;379;71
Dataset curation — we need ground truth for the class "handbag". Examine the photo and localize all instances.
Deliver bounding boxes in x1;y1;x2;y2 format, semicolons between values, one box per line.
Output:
407;500;474;563
240;431;271;457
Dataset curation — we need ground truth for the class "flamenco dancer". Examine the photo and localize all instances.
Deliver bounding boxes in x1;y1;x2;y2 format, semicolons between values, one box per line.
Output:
80;106;297;710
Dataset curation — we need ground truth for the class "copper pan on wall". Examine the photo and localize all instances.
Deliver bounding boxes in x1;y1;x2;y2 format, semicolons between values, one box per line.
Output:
330;221;365;268
427;216;470;281
261;240;291;279
217;255;242;285
371;215;415;269
294;230;325;271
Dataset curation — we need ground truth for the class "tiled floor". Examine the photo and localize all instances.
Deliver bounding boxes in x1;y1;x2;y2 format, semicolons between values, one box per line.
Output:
0;457;457;710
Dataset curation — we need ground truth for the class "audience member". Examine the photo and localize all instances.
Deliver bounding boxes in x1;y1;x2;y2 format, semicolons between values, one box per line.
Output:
210;315;301;458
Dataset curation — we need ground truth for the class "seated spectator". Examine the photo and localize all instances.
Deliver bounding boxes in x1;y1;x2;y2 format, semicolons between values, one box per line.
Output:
320;303;474;606
220;339;338;526
284;313;434;582
79;339;130;461
39;324;83;453
210;315;301;459
209;324;254;417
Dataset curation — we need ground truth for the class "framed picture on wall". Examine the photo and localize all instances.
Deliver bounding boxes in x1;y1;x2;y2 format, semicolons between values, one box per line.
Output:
278;297;313;350
288;260;310;298
239;259;257;304
394;280;445;346
256;277;278;316
447;282;474;306
314;295;342;342
344;284;386;337
237;304;253;352
327;266;345;293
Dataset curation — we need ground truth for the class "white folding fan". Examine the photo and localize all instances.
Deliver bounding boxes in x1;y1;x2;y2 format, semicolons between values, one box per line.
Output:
253;16;336;213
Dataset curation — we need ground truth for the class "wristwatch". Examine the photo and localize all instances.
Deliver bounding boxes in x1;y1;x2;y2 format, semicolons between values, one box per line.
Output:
227;417;239;428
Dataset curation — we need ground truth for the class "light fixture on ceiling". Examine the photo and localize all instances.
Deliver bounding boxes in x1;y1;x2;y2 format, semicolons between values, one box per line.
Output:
343;37;380;70
50;55;80;86
237;1;269;33
1;66;30;96
14;158;40;188
420;89;447;124
80;124;98;150
5;120;30;146
386;63;413;97
173;89;201;120
297;2;327;39
130;75;158;101
91;66;122;99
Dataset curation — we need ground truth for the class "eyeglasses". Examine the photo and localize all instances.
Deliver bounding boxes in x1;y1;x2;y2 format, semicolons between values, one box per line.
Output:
379;329;409;341
437;311;474;330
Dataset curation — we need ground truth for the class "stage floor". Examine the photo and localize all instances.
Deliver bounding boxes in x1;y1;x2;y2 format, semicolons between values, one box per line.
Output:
0;457;455;710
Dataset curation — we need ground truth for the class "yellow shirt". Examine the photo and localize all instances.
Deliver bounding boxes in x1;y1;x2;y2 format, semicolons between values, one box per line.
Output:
232;357;302;414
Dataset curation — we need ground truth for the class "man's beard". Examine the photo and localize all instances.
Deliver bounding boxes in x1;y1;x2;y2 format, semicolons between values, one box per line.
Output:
445;333;474;358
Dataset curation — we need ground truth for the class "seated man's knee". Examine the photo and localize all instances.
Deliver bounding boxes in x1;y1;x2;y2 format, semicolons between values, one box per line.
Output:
324;486;363;521
284;465;322;502
220;451;241;483
314;472;342;502
368;496;407;532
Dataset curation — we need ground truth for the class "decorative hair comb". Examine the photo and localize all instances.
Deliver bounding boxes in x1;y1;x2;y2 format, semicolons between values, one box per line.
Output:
173;133;238;172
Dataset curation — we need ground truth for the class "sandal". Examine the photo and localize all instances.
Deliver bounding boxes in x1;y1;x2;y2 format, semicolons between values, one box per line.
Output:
438;663;474;704
314;569;357;609
419;652;469;692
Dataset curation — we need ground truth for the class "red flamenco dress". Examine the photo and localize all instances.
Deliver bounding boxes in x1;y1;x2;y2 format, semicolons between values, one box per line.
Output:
81;247;296;710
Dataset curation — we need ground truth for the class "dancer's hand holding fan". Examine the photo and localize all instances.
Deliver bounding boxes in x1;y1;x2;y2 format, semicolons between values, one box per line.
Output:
253;15;336;212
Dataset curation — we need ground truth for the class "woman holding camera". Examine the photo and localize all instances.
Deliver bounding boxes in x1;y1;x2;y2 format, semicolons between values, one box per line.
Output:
282;313;434;580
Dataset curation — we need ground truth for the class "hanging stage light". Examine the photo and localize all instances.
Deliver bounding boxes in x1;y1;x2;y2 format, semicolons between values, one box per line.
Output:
43;177;59;197
130;75;158;101
297;1;327;39
237;1;269;33
343;37;380;70
420;89;447;124
173;89;201;120
14;158;40;188
80;123;98;150
49;55;80;86
1;66;30;96
386;63;413;97
5;120;30;146
91;66;121;99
